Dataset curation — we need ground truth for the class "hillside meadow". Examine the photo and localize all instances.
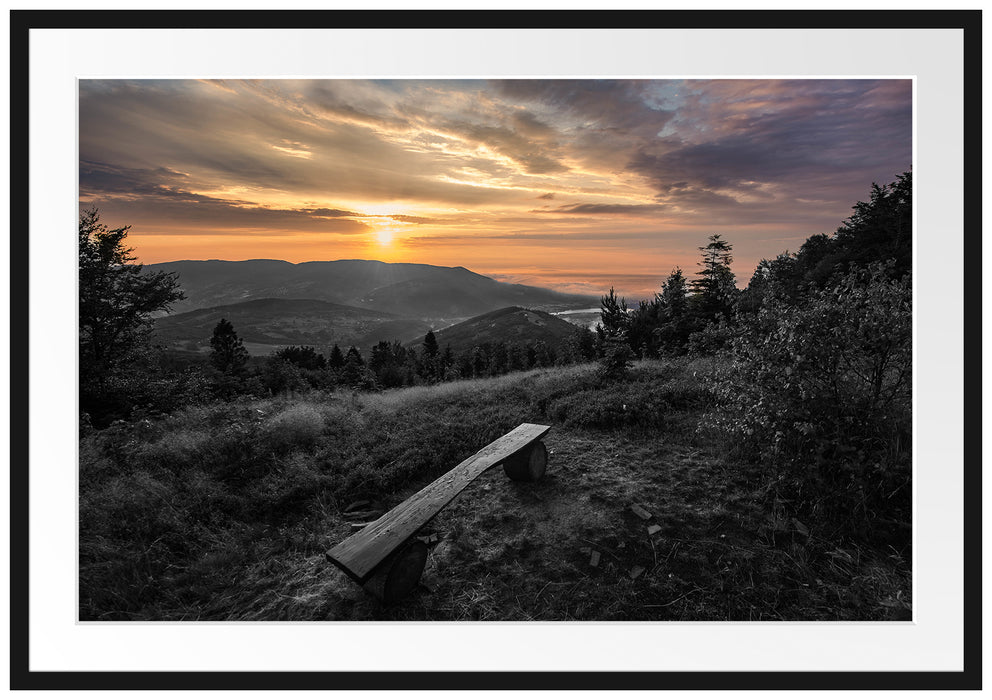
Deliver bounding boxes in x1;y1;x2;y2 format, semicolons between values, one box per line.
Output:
79;358;911;621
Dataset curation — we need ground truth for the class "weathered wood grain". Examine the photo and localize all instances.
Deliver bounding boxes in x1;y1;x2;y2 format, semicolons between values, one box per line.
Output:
326;422;551;583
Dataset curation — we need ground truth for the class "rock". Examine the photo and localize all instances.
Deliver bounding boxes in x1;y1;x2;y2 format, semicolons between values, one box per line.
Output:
629;565;645;580
589;550;601;568
629;504;652;521
647;524;662;536
430;540;456;567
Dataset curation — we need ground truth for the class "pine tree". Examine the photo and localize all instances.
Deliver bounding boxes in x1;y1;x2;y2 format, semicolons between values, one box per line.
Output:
422;330;439;360
209;318;249;373
344;346;364;366
340;348;368;388
690;234;738;320
658;267;689;318
597;286;629;338
421;330;440;382
328;344;345;369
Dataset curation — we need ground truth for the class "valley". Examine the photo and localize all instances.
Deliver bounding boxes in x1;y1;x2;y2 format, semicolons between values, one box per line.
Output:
150;258;598;355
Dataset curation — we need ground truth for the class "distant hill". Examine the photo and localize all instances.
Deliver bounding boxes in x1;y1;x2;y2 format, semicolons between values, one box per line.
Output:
421;306;583;356
152;297;430;356
147;259;596;319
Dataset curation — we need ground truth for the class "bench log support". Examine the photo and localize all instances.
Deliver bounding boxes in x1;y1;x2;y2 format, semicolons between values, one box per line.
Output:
360;539;429;604
326;423;551;602
503;440;547;482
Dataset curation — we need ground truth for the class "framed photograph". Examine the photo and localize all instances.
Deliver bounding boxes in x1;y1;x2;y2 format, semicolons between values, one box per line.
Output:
9;7;981;692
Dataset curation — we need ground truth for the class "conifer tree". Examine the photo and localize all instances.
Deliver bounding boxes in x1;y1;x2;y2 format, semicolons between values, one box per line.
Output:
328;344;345;369
690;234;738;320
209;318;249;373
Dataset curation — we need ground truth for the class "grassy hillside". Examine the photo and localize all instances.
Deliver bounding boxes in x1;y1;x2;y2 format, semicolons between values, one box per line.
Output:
79;359;911;621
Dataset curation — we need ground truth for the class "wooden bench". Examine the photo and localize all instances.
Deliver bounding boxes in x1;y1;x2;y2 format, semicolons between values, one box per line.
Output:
325;422;551;603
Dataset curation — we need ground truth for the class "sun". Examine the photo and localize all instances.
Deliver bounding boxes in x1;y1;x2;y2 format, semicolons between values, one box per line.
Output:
376;229;394;245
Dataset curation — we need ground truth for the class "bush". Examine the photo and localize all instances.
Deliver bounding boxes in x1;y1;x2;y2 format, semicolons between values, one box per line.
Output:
686;318;737;355
713;264;911;538
263;404;325;451
598;333;633;381
261;358;312;395
82;363;211;427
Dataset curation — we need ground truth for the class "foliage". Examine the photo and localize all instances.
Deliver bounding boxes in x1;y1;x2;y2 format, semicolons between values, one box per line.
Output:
832;171;912;277
740;172;912;304
328;344;345;369
369;340;410;389
713;263;912;538
261;358;313;395
596;286;629;340
651;267;695;355
598;333;634;381
273;346;326;371
422;329;439;359
626;238;740;359
263;404;325;451
686;317;737;356
209;318;249;374
689;234;738;321
595;287;634;380
339;346;377;390
79;209;185;422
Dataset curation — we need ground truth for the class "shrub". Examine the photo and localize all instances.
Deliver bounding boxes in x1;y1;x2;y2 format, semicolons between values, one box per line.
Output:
713;263;911;538
598;333;633;381
262;358;312;395
263;404;326;451
686;318;737;355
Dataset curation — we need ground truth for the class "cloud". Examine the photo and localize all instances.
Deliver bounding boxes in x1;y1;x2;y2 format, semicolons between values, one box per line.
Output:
540;202;666;216
79;79;540;210
625;79;912;223
303;207;363;218
491;79;676;135
387;214;436;224
77;78;912;275
80;160;369;234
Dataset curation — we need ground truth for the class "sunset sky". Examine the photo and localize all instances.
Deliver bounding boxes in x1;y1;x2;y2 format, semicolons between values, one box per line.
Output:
79;78;911;300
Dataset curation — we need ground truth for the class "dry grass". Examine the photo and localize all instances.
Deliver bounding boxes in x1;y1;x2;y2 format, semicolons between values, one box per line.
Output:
78;359;911;621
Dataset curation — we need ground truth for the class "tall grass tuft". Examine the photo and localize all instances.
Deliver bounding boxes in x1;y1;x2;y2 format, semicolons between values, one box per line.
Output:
263;404;326;451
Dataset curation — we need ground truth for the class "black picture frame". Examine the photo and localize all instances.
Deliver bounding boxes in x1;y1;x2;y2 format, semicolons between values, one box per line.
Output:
9;8;982;692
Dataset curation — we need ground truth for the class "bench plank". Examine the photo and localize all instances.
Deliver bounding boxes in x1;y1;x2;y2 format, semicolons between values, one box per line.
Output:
326;422;551;583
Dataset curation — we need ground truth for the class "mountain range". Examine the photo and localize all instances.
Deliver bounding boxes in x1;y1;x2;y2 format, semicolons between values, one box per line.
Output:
148;259;598;355
148;259;595;319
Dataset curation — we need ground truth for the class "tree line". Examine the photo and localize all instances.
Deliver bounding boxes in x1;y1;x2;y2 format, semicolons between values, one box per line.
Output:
591;172;912;532
198;320;597;400
595;172;911;367
78;210;598;427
